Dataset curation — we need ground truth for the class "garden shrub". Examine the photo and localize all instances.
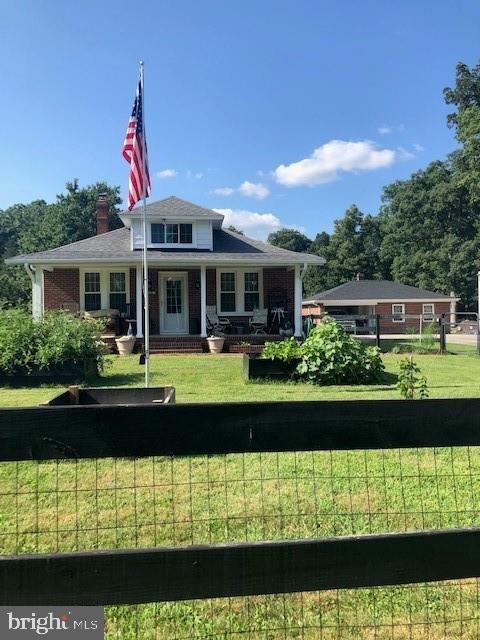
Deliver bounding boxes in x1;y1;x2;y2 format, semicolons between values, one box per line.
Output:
0;308;107;375
397;356;429;399
262;319;384;386
262;337;302;362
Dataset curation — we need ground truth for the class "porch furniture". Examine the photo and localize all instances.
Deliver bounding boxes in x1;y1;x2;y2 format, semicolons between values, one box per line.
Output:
249;308;268;334
83;308;120;335
232;324;245;335
269;307;286;333
206;306;232;334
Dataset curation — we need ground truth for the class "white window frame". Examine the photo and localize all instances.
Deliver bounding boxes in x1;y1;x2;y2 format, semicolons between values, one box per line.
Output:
422;303;435;321
80;268;130;312
392;303;405;323
149;221;196;248
216;268;263;316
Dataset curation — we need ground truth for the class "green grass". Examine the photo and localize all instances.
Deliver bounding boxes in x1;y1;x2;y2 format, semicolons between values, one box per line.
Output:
1;351;480;407
1;353;480;637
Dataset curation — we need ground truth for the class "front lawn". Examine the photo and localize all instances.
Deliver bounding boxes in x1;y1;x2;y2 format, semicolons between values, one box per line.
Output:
1;353;479;637
1;351;480;407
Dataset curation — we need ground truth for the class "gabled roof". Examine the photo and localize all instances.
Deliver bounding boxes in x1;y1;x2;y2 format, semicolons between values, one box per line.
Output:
303;279;454;303
6;227;325;266
122;195;224;220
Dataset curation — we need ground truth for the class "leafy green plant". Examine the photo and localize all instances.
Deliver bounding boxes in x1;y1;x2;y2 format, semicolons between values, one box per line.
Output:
0;309;108;375
262;320;384;386
261;337;302;362
296;320;384;385
397;356;429;399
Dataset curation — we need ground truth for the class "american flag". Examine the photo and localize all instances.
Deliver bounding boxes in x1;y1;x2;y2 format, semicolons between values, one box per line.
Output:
122;76;151;211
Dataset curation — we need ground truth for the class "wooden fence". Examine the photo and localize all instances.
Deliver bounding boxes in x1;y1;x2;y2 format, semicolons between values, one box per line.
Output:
0;399;480;607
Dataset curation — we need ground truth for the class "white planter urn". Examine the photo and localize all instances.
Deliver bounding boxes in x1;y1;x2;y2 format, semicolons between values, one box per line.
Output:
207;336;225;354
115;335;136;356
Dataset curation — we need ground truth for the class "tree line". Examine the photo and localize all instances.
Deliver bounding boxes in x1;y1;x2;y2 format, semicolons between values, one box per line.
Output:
268;61;480;309
0;181;122;307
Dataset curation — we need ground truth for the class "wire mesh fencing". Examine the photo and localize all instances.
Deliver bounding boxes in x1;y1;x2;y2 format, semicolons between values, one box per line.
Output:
313;311;480;355
1;400;480;638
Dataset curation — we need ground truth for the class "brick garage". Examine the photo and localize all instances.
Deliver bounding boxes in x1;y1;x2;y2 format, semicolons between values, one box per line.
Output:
376;301;452;333
303;278;457;334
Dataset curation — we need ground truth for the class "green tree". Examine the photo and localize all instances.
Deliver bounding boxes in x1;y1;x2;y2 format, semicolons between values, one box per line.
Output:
0;181;122;307
444;62;480;207
267;228;312;253
226;225;244;235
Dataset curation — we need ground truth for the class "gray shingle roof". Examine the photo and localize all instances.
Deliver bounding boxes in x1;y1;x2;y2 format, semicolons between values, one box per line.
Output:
304;279;453;302
6;227;325;266
124;195;224;220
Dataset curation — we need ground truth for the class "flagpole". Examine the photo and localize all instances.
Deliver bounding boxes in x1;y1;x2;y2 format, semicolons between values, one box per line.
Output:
140;60;150;387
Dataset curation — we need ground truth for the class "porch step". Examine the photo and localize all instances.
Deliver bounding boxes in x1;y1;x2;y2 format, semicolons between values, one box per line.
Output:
150;347;203;354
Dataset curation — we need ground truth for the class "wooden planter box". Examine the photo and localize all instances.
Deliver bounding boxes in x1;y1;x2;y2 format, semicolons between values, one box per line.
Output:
229;344;264;354
243;354;300;380
0;361;97;387
44;386;176;406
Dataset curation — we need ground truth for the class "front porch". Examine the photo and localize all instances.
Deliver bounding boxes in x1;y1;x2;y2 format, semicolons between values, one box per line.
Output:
125;333;285;354
40;264;304;347
88;264;303;340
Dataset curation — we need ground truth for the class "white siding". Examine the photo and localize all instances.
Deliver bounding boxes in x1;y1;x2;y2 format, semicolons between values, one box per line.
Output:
131;220;213;250
132;219;144;249
196;220;212;250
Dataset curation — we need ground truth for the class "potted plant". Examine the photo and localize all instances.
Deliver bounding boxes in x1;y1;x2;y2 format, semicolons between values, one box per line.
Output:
207;334;225;354
115;335;136;356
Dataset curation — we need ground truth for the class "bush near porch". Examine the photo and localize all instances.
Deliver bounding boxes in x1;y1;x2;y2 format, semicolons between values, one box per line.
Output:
0;308;107;377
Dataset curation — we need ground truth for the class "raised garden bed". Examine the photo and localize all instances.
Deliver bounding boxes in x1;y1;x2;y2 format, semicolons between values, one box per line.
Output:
44;386;176;406
229;344;265;354
0;361;97;387
243;354;300;381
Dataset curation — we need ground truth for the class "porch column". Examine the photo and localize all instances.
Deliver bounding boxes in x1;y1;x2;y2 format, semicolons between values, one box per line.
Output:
32;267;44;320
200;265;207;337
135;265;143;338
294;264;302;337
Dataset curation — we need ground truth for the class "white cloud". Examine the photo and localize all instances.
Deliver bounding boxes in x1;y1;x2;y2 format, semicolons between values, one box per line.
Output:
413;143;425;152
238;181;270;200
156;169;177;179
397;146;415;160
213;208;302;240
378;124;405;135
212;181;270;199
187;170;204;179
274;140;396;187
212;187;235;196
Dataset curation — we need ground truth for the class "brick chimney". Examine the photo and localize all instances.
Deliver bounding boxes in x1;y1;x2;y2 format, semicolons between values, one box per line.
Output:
96;194;109;235
356;272;365;281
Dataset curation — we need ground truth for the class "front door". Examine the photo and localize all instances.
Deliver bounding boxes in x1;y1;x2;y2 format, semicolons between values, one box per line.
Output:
159;272;189;335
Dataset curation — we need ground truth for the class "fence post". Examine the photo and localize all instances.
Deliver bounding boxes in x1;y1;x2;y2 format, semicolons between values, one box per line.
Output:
440;314;446;354
375;314;381;349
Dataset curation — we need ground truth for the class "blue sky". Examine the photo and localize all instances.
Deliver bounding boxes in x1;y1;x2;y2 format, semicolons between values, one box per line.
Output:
1;1;479;239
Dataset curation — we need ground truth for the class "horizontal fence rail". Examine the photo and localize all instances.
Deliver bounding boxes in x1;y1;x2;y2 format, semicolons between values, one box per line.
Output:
1;529;480;606
0;398;480;461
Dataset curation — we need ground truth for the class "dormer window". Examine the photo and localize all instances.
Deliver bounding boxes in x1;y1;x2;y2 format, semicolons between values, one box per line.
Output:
150;222;193;245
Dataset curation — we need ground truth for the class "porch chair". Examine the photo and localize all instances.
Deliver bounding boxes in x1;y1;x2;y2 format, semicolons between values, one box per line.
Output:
206;306;232;334
249;308;268;334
